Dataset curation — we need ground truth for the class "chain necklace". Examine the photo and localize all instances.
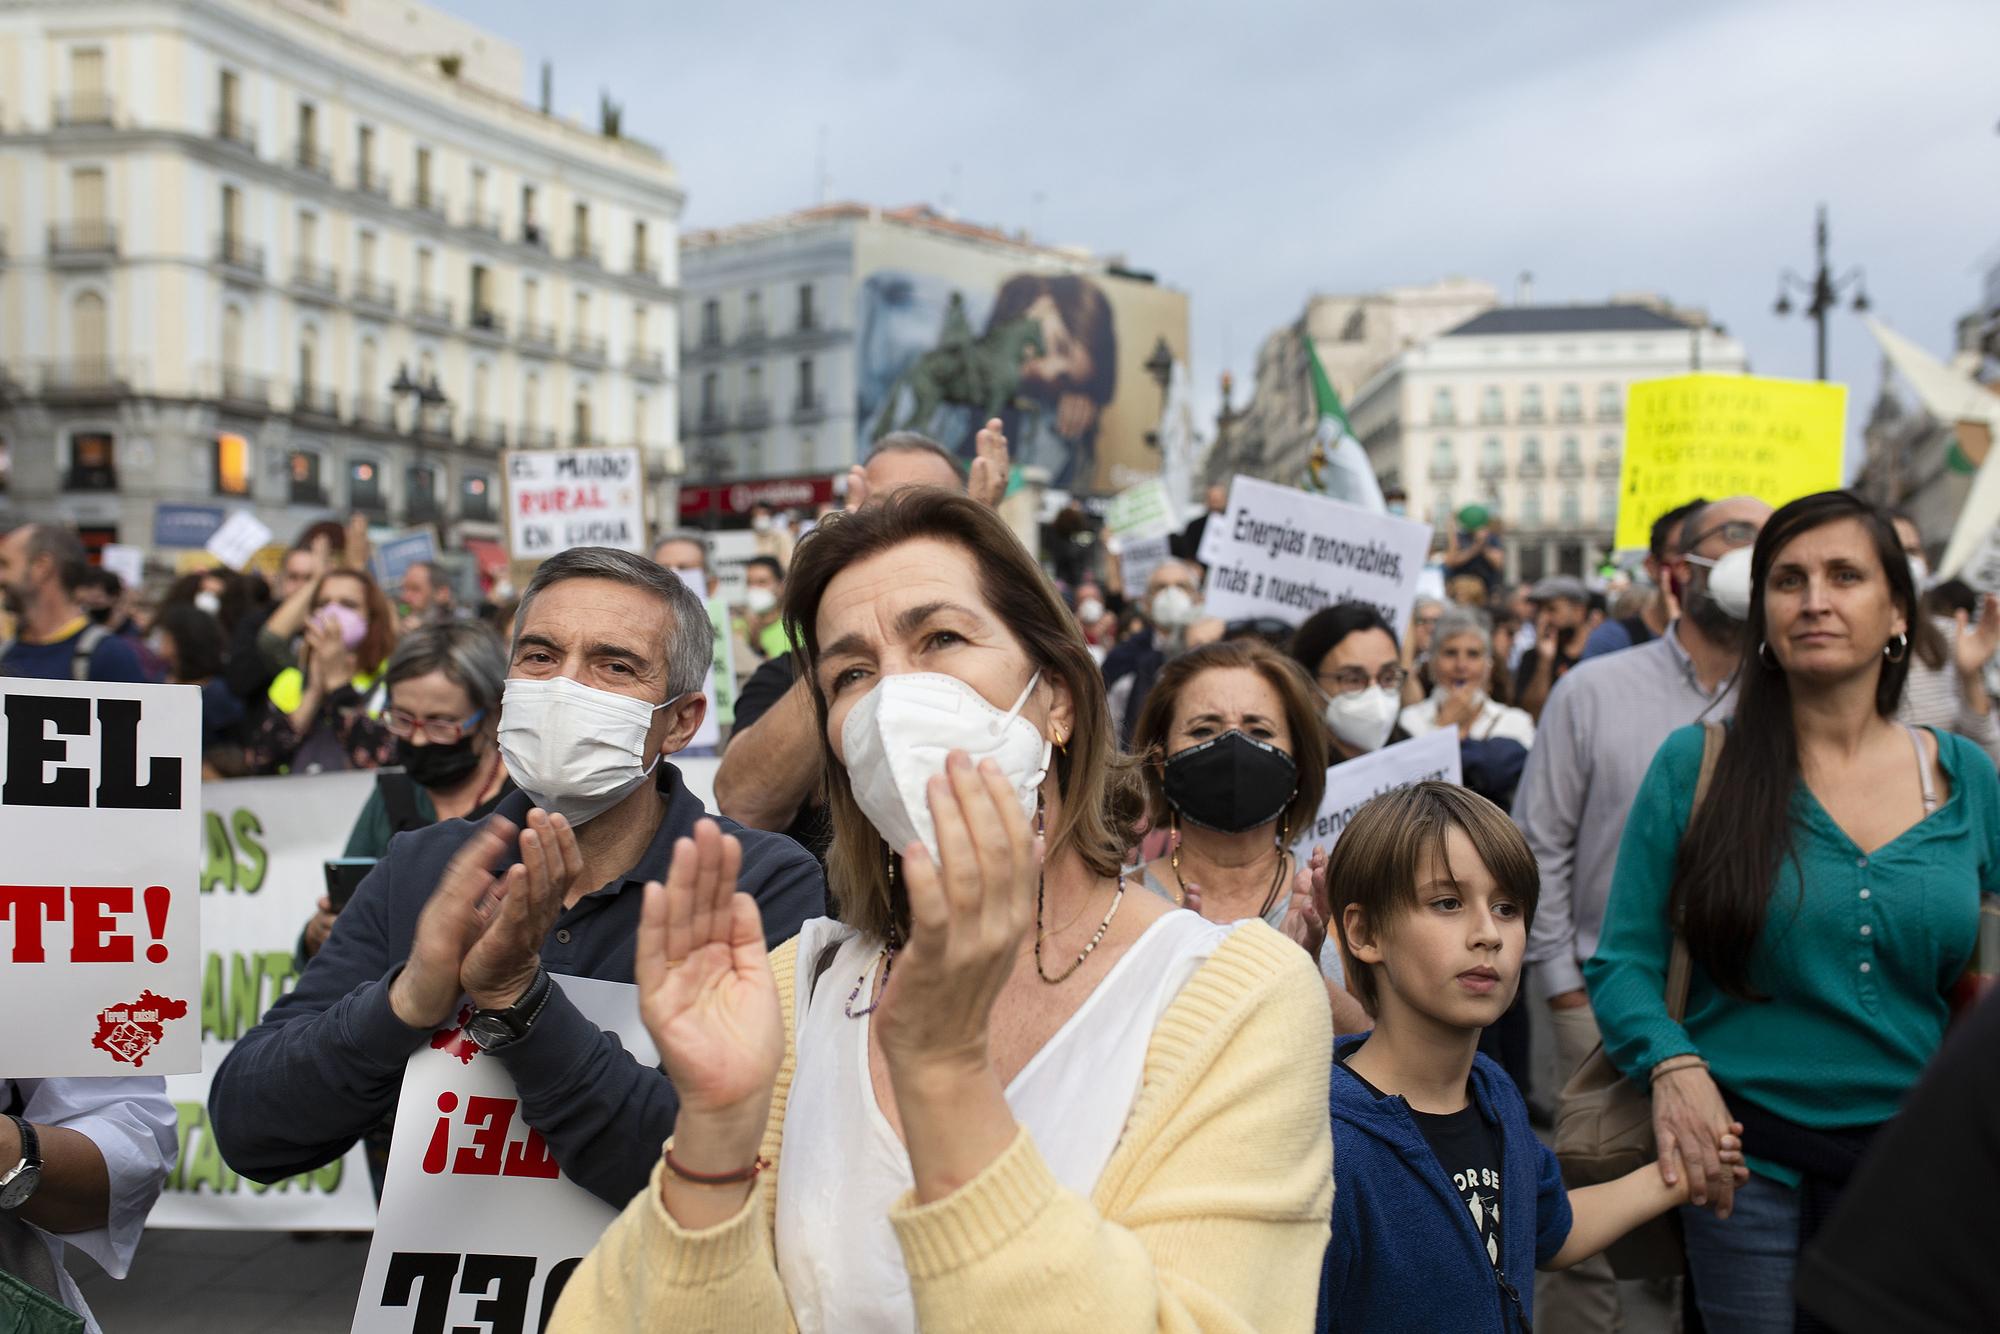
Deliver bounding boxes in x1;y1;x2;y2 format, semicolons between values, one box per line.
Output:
1035;866;1124;985
845;916;902;1019
1168;816;1292;922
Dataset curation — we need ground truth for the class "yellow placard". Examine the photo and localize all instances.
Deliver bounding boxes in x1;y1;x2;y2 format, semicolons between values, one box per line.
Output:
1615;373;1848;550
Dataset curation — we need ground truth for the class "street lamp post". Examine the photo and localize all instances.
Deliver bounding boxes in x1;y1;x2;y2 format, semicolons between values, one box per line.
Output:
391;363;451;532
1773;203;1870;381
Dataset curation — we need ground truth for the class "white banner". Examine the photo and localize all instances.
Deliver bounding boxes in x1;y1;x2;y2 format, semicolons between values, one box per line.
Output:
504;447;646;561
153;771;380;1229
0;680;202;1077
1200;477;1433;633
352;974;657;1334
1104;478;1177;542
1290;729;1463;865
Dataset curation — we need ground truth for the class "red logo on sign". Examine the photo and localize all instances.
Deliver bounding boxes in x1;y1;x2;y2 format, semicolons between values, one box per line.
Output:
429;1004;479;1066
91;990;188;1067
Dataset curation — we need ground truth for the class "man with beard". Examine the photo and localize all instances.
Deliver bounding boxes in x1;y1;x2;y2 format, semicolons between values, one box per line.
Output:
1510;494;1770;1333
0;522;146;682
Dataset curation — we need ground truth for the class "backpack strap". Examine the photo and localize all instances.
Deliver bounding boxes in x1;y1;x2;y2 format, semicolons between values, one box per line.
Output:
70;623;111;681
1665;721;1725;1021
376;770;426;835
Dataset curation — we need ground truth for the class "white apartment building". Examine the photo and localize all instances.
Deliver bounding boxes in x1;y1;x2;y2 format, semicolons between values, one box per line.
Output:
0;0;682;562
679;202;1188;522
1349;302;1748;580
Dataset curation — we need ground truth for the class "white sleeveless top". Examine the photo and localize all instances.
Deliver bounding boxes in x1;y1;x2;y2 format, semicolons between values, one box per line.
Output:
773;910;1238;1333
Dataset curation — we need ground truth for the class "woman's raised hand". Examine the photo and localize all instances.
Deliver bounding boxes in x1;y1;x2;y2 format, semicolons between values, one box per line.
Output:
635;820;784;1129
874;752;1042;1075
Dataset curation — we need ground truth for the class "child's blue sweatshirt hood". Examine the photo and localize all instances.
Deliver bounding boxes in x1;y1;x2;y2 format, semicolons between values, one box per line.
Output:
1317;1031;1573;1334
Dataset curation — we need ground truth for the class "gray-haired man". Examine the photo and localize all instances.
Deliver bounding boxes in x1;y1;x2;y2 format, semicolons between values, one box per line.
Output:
210;547;824;1207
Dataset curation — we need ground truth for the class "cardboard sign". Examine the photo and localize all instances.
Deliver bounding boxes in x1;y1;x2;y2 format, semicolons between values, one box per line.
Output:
706;529;761;607
352;974;657;1334
1615;373;1847;551
99;543;146;591
504;447;645;561
1118;533;1174;598
154;771;380;1229
205;510;276;573
1201;477;1434;632
374;528;441;587
154;504;227;550
1104;479;1177;542
0;681;202;1076
1290;729;1463;866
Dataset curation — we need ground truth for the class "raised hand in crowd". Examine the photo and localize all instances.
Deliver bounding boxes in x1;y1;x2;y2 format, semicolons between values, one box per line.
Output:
462;808;590;1008
1952;591;2000;687
968;417;1011;508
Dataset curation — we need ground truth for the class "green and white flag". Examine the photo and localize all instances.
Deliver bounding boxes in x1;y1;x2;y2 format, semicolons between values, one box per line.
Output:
1300;329;1385;513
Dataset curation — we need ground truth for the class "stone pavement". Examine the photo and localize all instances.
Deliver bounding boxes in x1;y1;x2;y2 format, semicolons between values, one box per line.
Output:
71;1228;369;1334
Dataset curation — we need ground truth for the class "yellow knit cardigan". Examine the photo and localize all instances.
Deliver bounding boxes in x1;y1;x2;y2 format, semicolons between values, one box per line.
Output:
550;921;1334;1332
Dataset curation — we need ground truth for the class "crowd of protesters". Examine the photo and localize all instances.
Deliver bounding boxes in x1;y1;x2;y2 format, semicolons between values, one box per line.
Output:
2;428;1997;1332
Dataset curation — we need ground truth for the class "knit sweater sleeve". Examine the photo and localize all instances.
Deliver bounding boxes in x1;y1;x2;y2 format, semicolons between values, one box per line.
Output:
890;923;1335;1333
545;939;801;1334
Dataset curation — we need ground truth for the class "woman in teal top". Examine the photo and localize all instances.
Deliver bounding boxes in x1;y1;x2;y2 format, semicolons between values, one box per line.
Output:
1587;491;1999;1334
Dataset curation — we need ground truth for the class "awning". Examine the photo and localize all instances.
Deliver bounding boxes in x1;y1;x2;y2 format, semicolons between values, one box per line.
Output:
677;475;838;519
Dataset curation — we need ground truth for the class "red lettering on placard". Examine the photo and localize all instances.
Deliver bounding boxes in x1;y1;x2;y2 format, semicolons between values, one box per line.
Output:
0;886;64;962
418;1090;566;1180
502;1127;560;1180
142;885;170;963
521;486;605;516
70;885;134;962
453;1095;515;1177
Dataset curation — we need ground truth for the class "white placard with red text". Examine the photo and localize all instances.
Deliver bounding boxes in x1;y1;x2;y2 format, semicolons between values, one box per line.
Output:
0;680;202;1076
503;446;646;561
352;974;657;1333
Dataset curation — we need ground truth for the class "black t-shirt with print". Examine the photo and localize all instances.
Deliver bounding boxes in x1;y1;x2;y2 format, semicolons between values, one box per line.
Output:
1342;1056;1505;1270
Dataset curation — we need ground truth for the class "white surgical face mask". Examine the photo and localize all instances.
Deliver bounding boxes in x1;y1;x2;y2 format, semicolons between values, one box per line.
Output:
744;586;778;615
1151;585;1197;630
498;676;676;826
1076;598;1105;625
193;590;222;616
1324;685;1400;753
841;670;1051;864
1686;546;1754;620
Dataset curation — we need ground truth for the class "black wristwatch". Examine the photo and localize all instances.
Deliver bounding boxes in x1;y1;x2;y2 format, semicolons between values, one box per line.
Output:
467;968;554;1052
0;1116;42;1211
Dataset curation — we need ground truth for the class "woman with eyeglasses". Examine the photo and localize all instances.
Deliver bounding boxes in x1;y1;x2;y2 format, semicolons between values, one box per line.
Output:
1398;606;1536;809
300;622;513;960
1287;604;1412;763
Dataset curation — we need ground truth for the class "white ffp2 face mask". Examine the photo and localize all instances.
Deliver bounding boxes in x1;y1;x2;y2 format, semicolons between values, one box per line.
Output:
841;671;1051;864
744;586;778;615
498;675;676;826
1324;685;1400;753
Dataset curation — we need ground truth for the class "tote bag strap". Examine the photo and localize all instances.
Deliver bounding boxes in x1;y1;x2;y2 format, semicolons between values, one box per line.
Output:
1665;720;1725;1022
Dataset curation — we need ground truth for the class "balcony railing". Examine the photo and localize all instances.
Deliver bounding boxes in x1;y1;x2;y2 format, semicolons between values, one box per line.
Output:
629;348;666;381
1557;405;1584;423
570;238;601;267
409;292;454;331
467;308;507;342
1478;460;1506;481
412;186;448;220
350;395;397;433
694;405;728;435
568;334;608;367
1594;457;1622;479
215;233;265;280
292;383;340;420
1519;406;1546;424
415;408;456;443
1518;459;1546;479
739;398;772;429
632;256;662;283
354;165;392;201
517;320;557;355
515;425;557;450
290;259;339;301
1479;409;1505;425
1555;458;1585;479
463;207;501;239
214;110;256;153
43;359;129;401
48;221;118;260
521;221;548;250
293;141;332;178
570;433;607;449
1428;461;1460;481
1597;403;1622;423
464;417;508;451
351;275;396;315
791;391;827;423
737;319;767;348
698;325;725;350
218;368;270;412
53;95;115;127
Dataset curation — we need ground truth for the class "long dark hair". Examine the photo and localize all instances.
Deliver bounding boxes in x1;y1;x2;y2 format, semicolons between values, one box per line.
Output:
1672;491;1915;999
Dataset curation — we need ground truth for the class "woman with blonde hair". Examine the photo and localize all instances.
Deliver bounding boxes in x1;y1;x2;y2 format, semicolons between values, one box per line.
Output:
553;488;1333;1331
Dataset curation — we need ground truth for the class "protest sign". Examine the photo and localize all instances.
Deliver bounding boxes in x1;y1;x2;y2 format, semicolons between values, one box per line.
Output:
671;567;724;749
205;510;275;573
100;543;146;590
352;974;656;1334
1290;729;1463;866
504;447;645;562
1104;478;1177;541
1615;373;1847;551
1117;533;1174;597
153;770;379;1229
706;528;760;606
0;681;202;1076
154;503;227;550
1959;526;2000;596
374;528;441;586
1200;477;1434;632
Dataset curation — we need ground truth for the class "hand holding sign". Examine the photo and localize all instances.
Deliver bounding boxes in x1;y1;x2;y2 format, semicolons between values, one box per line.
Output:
636;819;782;1215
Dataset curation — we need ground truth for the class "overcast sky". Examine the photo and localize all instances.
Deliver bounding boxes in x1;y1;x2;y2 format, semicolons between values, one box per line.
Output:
439;0;2000;452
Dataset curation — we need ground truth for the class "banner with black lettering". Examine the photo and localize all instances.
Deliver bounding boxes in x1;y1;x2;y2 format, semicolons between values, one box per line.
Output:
1201;476;1434;633
351;975;656;1333
152;771;380;1229
1290;728;1464;865
0;680;201;1076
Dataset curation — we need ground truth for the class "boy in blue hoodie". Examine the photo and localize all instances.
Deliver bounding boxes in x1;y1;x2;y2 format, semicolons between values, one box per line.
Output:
1317;781;1745;1333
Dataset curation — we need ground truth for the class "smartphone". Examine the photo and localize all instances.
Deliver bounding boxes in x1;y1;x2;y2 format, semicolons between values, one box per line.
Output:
323;858;377;912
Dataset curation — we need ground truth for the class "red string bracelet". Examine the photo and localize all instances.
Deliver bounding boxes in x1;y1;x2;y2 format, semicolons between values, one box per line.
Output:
663;1148;770;1187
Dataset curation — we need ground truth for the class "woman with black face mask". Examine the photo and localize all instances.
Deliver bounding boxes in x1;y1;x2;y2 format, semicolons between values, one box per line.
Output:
1128;640;1328;945
300;622;512;961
